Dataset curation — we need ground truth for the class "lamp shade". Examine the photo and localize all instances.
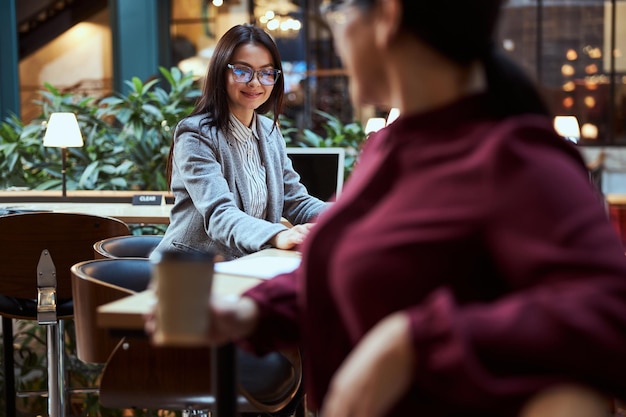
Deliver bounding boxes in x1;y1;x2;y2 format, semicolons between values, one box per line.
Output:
387;108;400;125
43;112;84;148
553;116;580;143
365;117;386;135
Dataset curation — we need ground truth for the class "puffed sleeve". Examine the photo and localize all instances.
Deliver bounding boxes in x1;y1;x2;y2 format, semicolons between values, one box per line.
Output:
407;121;626;409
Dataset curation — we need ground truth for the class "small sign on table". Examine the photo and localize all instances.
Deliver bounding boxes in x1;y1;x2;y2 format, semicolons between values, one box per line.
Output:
132;195;163;206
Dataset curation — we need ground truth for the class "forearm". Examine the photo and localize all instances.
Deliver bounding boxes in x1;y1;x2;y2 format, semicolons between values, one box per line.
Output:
321;312;415;417
241;272;301;354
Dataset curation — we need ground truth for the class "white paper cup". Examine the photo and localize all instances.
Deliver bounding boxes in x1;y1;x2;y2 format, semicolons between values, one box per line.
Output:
150;250;214;346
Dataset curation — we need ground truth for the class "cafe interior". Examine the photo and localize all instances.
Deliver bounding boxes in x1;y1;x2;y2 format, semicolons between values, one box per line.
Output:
1;0;626;416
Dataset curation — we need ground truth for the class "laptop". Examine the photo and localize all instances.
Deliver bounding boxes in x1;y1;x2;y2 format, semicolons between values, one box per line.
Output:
286;147;345;202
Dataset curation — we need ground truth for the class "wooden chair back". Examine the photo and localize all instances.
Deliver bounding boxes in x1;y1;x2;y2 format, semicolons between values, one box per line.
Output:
0;212;130;313
71;258;151;363
99;338;214;411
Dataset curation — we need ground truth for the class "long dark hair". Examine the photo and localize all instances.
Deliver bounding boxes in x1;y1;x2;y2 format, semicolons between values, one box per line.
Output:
166;24;284;185
350;0;550;118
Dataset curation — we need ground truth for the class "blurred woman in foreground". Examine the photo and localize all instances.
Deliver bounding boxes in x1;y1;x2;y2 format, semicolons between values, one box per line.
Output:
152;1;626;416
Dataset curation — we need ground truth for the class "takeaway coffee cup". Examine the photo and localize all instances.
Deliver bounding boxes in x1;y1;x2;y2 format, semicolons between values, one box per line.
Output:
150;249;214;346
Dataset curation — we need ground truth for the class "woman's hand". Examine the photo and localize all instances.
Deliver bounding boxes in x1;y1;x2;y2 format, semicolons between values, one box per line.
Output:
270;223;315;249
320;313;415;417
207;295;259;344
144;295;259;345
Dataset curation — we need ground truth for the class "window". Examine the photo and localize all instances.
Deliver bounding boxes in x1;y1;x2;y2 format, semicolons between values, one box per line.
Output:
492;0;624;145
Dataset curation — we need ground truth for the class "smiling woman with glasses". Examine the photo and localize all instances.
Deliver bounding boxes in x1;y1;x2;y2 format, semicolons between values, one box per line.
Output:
155;23;328;269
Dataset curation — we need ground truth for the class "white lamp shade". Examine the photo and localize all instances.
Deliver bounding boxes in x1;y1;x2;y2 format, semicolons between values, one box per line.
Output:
43;112;84;148
553;116;580;141
365;117;386;135
387;108;400;125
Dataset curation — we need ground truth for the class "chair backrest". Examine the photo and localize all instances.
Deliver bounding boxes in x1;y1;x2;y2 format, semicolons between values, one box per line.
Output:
98;340;302;414
0;212;130;304
71;258;152;363
93;234;163;259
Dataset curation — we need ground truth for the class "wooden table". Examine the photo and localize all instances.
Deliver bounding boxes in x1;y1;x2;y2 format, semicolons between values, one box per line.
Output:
0;190;173;224
98;269;263;330
96;249;301;417
97;248;300;328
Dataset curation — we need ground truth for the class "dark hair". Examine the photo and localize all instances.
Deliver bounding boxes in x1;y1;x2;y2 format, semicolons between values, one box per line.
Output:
351;0;550;117
166;24;285;185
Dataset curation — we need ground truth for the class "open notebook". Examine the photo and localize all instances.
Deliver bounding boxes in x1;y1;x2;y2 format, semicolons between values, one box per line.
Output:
214;255;301;279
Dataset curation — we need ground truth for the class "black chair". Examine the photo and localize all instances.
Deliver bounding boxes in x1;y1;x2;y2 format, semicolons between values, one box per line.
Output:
71;257;303;415
93;234;163;259
0;212;130;417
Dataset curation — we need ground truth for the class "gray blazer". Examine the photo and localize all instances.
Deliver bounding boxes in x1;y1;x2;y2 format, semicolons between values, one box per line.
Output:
154;113;328;260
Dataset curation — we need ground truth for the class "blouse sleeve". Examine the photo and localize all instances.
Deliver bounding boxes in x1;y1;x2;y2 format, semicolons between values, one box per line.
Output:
239;270;302;354
408;123;626;407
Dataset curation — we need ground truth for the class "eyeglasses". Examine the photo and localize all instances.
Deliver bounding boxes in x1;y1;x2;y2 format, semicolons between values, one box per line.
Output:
227;64;281;86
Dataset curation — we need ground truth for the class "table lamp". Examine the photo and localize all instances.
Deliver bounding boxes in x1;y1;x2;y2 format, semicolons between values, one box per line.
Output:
365;117;386;135
553;116;580;144
43;112;84;197
387;108;400;125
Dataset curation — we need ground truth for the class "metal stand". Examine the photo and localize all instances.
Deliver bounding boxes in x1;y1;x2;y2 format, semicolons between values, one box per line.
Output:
61;147;67;198
2;317;16;417
46;321;66;417
37;249;66;417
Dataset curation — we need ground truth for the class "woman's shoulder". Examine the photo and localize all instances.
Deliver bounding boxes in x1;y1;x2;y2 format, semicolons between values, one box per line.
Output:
175;113;223;143
492;113;553;136
475;114;588;180
177;113;215;133
488;114;580;156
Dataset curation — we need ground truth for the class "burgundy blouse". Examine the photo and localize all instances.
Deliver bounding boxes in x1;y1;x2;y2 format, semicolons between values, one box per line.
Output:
244;94;626;417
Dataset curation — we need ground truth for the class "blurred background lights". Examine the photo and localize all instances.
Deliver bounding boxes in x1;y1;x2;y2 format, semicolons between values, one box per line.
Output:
563;81;576;92
581;123;599;140
561;64;575;77
562;97;574;108
566;49;578;60
584;96;596;108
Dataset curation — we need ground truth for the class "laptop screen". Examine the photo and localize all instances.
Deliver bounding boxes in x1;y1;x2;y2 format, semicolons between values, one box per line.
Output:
286;147;345;202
